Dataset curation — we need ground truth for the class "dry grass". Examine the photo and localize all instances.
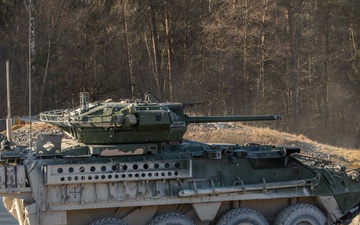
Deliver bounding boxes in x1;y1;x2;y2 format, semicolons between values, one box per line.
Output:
16;123;57;131
185;123;360;169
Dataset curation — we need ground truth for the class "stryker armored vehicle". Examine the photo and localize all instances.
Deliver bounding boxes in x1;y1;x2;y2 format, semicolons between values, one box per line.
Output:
0;92;359;225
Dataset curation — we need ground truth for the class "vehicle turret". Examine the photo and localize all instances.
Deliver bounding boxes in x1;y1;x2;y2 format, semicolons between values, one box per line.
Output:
39;92;282;144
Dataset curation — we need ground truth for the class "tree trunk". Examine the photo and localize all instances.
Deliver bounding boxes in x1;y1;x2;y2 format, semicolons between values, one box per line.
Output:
285;1;302;128
242;0;249;114
40;37;51;111
258;0;268;112
148;0;162;98
123;0;136;98
322;9;330;131
164;1;173;101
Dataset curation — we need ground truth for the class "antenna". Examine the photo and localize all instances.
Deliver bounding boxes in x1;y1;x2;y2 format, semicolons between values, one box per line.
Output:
6;60;13;141
28;0;32;150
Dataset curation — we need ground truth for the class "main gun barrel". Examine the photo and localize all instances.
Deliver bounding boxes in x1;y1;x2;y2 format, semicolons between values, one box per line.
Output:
184;115;282;123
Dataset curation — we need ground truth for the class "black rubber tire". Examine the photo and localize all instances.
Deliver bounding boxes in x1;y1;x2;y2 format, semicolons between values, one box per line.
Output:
89;217;128;225
216;208;269;225
147;213;195;225
274;203;326;225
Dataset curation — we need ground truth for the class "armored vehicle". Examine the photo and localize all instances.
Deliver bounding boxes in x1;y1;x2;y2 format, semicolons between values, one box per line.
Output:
0;92;359;225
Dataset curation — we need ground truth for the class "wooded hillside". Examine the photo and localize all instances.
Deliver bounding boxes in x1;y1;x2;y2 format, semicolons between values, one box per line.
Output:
1;0;360;148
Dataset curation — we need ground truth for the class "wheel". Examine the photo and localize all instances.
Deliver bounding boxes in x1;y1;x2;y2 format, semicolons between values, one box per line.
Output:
216;208;269;225
89;217;128;225
274;203;326;225
147;213;195;225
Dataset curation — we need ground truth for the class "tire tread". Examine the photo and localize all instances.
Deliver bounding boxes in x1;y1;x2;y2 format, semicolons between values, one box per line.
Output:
274;203;326;225
89;217;128;225
216;208;269;225
147;213;195;225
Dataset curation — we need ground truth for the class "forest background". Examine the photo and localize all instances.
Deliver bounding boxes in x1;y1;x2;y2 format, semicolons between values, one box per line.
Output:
1;0;360;148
